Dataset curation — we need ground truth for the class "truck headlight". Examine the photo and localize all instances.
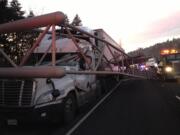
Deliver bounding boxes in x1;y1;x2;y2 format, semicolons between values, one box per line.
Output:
36;92;53;105
165;66;173;73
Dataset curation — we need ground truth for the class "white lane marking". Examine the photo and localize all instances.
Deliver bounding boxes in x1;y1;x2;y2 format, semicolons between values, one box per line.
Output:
175;95;180;101
66;79;130;135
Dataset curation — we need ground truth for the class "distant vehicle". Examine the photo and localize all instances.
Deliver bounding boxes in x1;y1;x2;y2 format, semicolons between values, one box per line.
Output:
146;58;158;68
139;64;148;71
157;49;180;80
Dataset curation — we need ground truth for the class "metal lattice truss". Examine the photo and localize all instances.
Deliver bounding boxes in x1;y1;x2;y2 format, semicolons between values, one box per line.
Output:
0;12;150;79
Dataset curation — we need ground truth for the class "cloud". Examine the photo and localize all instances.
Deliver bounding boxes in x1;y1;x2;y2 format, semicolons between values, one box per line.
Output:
123;12;180;52
139;11;180;41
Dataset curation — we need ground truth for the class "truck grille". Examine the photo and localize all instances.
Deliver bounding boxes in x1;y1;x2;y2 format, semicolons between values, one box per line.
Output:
0;80;34;107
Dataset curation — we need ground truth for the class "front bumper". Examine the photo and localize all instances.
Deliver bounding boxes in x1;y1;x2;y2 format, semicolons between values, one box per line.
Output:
174;72;180;79
0;102;64;125
165;73;180;79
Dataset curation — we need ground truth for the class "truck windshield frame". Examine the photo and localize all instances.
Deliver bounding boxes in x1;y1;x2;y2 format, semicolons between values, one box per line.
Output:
26;53;78;66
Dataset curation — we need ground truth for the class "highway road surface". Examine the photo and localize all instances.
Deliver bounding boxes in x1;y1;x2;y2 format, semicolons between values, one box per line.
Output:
1;79;180;135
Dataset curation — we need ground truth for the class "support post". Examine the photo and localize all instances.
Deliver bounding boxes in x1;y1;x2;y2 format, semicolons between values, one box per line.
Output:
0;49;17;67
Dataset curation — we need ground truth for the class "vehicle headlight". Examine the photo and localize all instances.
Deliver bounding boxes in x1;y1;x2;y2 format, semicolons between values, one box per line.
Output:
165;66;173;73
145;67;149;70
36;92;53;105
154;63;158;67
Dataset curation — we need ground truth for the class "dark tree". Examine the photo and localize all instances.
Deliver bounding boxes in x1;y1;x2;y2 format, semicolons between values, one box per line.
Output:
64;14;70;24
10;0;25;20
71;14;82;26
27;10;35;18
0;0;39;65
0;0;10;24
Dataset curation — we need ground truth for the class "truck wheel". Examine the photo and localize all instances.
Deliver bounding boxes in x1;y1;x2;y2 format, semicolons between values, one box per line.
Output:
63;93;77;124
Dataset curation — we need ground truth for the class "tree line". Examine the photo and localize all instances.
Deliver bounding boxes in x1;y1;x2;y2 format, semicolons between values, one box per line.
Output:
128;38;180;60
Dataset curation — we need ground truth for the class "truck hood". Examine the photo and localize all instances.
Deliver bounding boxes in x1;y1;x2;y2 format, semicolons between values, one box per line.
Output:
34;74;75;102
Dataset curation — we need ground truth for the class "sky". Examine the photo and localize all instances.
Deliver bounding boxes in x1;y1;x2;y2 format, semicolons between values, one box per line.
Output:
17;0;180;52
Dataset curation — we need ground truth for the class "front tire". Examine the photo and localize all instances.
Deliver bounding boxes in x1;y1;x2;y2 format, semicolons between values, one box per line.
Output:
63;93;77;124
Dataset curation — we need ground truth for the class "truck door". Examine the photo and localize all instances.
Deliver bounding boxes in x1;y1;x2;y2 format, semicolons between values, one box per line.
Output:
75;55;96;102
76;56;96;91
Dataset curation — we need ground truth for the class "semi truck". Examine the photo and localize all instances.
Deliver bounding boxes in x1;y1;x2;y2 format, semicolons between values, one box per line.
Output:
146;57;158;68
0;27;123;125
157;49;180;80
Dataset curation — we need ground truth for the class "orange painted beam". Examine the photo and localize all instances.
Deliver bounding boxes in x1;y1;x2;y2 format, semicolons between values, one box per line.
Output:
0;11;65;33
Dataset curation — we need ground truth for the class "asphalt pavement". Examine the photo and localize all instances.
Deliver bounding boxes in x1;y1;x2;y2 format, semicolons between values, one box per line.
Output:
1;79;180;135
70;79;180;135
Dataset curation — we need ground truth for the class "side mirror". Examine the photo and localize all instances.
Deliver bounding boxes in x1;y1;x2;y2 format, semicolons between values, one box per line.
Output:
46;78;60;98
52;89;60;98
46;78;51;84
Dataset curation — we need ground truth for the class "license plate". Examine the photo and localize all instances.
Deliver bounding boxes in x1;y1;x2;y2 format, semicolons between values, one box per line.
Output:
7;119;18;125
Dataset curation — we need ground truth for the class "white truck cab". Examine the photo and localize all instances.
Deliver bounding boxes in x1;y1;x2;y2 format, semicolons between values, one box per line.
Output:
0;32;99;124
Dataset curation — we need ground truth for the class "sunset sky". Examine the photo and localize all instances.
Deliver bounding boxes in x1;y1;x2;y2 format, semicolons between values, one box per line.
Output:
18;0;180;52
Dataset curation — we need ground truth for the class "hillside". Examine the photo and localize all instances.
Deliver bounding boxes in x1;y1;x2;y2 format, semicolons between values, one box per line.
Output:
128;38;180;60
